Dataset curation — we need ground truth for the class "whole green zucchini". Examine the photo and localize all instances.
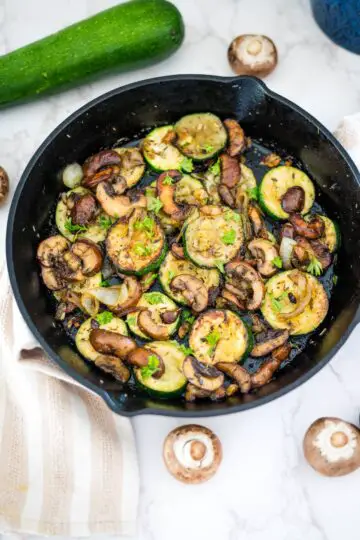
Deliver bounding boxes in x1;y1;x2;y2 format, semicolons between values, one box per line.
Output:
0;0;184;108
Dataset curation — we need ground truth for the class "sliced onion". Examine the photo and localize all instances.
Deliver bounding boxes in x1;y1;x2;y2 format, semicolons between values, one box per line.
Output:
279;237;297;269
280;272;313;319
81;293;99;316
62;163;83;188
87;286;123;307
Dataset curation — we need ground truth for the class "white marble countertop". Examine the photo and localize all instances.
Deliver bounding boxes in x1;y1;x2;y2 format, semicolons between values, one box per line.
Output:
1;0;360;539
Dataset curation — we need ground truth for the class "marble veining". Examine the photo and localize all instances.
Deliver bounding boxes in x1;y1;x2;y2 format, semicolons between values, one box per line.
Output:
1;0;360;539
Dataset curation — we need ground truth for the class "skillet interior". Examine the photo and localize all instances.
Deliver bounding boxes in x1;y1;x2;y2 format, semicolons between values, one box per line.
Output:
6;75;360;417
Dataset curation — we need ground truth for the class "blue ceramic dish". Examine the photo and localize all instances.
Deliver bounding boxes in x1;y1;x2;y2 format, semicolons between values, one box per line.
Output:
311;0;360;54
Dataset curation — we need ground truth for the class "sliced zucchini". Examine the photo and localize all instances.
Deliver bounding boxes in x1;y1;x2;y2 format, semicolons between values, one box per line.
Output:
145;184;181;234
184;206;243;268
159;251;220;305
106;209;166;276
174;175;208;206
70;272;102;294
203;169;221;204
134;341;187;398
259;166;315;220
175;113;227;160
126;291;180;340
312;214;340;253
189;309;251;365
56;187;108;243
75;316;128;362
113;147;145;188
261;270;329;335
239;164;257;192
142;125;183;172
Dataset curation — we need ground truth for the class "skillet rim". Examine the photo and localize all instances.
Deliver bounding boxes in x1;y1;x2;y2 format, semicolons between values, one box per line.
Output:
6;74;360;417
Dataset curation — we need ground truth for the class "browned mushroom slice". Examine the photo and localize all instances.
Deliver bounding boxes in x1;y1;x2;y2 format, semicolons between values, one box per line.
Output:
0;166;9;205
224;119;246;157
170;274;209;313
280;222;295;241
157;170;189;221
218;184;235;207
89;329;137;359
271;342;291;362
220;289;246;310
71;239;103;276
251;357;282;388
137;309;172;340
228;35;278;78
224;261;264;310
289;213;325;239
94;354;131;383
310;240;332;270
220;153;240;188
82;150;122;184
178;321;191;339
183;356;224;391
37;235;70;267
216;362;251;393
57;251;85;282
160;309;181;324
250;329;289;357
292;237;331;271
41;266;67;291
184;383;226;402
281;186;305;214
260;153;282;168
171;243;185;259
110;277;142;316
247;238;279;277
249;313;267;334
70;193;98;226
96;182;146;218
127;347;165;378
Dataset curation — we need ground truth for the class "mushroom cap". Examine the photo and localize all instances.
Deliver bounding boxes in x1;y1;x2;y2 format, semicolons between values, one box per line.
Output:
303;417;360;477
228;34;278;78
163;424;222;484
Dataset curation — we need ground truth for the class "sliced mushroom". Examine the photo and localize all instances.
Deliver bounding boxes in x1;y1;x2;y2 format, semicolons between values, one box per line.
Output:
224;119;246;157
178;321;191;339
219;289;245;310
249;313;267;334
70;193;98;226
260;153;282;168
184;383;226;402
82;149;122;186
183;355;224;391
137;309;173;340
289;213;325;239
216;362;251;393
89;329;137;359
71;239;103;276
220;153;240;188
94;354;131;383
280;223;295;241
171;242;185;259
271;342;291;362
37;235;70;267
170;274;209;313
224;261;264;310
163;424;222;484
57;251;84;282
250;329;289;357
303;417;360;477
228;34;278;78
248;238;279;277
292;237;331;271
218;184;235;207
96;182;146;218
41;266;67;291
247;202;272;240
310;239;332;270
281;186;305;214
251;357;282;388
126;347;165;378
160;309;181;324
0;166;9;205
157;170;189;221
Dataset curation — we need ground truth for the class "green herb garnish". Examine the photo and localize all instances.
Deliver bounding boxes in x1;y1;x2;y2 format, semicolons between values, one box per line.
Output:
181;157;194;173
134;215;155;238
203;144;214;153
127;315;137;326
214;260;225;273
269;292;288;313
142;273;157;288
272;256;283;269
95;311;113;325
98;215;113;231
307;256;323;276
209;159;220;176
221;229;236;245
147;292;164;305
182;309;195;325
206;330;221;354
179;344;194;356
147;196;163;215
224;210;241;223
246;187;258;200
140;354;160;379
162;175;173;185
134;243;152;257
64;218;87;235
333;274;338;286
100;279;110;288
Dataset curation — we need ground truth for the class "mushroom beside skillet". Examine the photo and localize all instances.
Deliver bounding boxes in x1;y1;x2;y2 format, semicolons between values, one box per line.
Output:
228;35;278;78
163;425;222;484
247;238;280;278
170;274;208;313
224;261;264;311
303;417;360;476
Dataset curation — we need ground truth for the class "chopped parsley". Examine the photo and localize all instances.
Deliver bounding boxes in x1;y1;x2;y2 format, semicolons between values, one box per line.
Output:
181;157;194;173
209;159;220;176
140;355;160;379
64;218;87;235
127;315;137;326
203;144;214;153
100;279;110;288
221;229;236;245
307;256;323;276
272;256;283;269
224;210;241;223
179;344;194;356
167;270;175;281
134;215;155;238
134;243;152;257
162;175;173;185
333;274;338;286
182;309;195;325
98;215;113;231
246;187;258;200
147;292;164;305
206;330;221;354
95;311;113;325
214;260;225;273
142;273;157;288
269;292;288;313
147;196;163;214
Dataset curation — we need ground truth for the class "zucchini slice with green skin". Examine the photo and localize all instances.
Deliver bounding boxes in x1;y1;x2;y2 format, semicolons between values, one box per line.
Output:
126;292;180;340
313;214;340;253
239;164;257;192
203;169;221;204
75;316;128;362
142;125;184;172
189;309;251;365
159;251;221;305
175;113;227;160
56;187;108;243
53;272;102;300
113;147;145;188
261;270;329;335
134;341;187;398
259;166;315;220
106;209;166;276
174;175;209;206
184;206;244;268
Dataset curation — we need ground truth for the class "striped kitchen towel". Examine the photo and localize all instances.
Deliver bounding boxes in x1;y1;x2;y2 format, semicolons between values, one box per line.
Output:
0;265;139;537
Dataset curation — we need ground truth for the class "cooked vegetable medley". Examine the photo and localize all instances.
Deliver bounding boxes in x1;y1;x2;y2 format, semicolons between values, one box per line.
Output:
37;113;338;402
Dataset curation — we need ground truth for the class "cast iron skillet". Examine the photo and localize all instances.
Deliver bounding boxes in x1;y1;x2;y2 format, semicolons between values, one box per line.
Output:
6;75;360;417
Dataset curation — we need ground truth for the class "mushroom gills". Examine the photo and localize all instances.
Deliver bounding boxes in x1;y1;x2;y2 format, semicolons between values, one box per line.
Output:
183;356;224;391
228;34;278;78
94;354;131;383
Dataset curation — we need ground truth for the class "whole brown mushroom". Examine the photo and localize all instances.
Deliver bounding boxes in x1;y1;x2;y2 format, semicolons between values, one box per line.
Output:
0;166;9;205
228;35;278;78
303;417;360;476
163;425;222;484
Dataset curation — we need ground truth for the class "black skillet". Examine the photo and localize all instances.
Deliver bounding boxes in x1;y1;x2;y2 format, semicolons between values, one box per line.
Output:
6;75;360;417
